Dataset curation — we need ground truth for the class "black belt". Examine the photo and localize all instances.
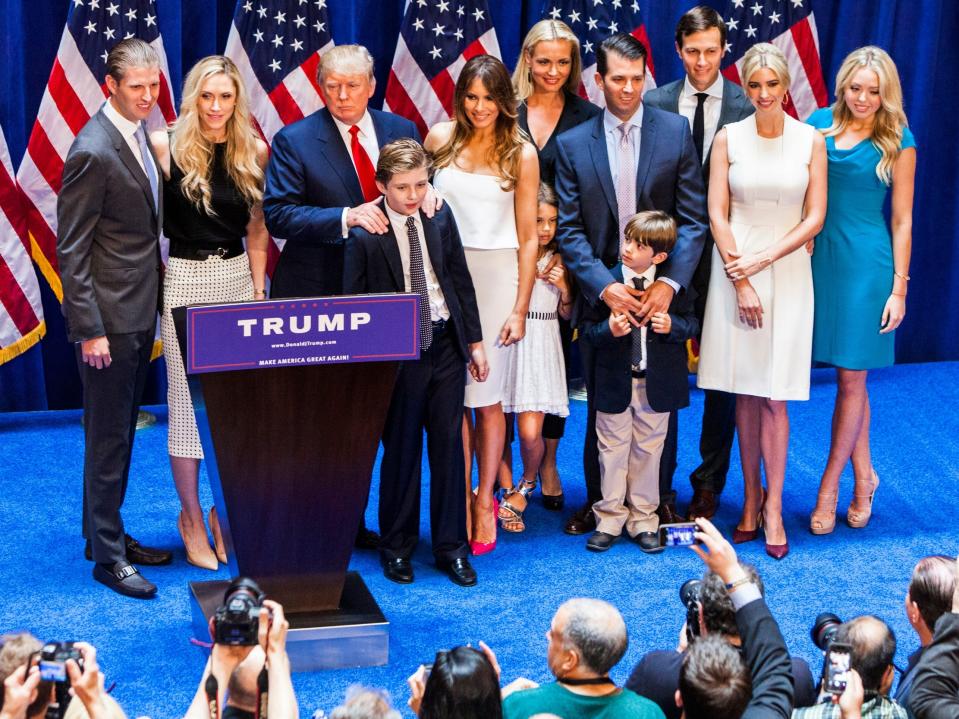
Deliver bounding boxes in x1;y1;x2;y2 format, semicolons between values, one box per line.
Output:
431;318;448;335
527;311;557;321
168;243;244;261
631;369;646;379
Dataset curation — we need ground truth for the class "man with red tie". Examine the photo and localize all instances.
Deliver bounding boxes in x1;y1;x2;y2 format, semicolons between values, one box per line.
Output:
263;44;423;548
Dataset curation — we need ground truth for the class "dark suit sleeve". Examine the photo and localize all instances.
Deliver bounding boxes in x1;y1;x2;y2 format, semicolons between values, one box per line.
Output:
342;231;369;295
263;129;347;243
664;292;700;344
580;315;621;349
443;210;482;345
555;138;616;305
56;147;106;342
658;121;707;291
737;597;794;719
909;613;959;719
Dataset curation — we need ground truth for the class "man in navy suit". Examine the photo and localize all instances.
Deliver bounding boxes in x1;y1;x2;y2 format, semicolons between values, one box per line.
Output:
263;44;422;548
555;33;707;536
643;6;754;522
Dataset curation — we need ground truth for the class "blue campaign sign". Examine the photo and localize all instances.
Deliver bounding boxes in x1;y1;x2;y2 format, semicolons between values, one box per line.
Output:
185;293;420;374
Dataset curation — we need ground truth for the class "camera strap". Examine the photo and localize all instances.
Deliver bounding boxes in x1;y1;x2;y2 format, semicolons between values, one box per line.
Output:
205;674;219;719
255;666;269;719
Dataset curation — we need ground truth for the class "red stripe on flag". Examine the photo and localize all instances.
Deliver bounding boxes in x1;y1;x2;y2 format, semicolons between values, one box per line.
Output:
266;239;281;278
24;201;59;276
722;65;742;85
430;71;456;118
0;255;40;336
301;53;323;97
26;126;65;195
631;26;655;77
782;92;800;119
158;74;177;123
791;20;829;106
268;82;305;126
49;61;92;136
0;163;27;251
385;71;429;138
461;38;487;62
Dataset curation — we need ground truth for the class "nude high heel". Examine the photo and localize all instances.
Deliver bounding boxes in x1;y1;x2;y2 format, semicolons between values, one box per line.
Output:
847;469;879;529
209;507;228;564
178;510;218;570
809;491;838;535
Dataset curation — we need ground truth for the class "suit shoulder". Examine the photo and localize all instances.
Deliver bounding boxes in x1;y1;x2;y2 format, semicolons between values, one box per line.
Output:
347;226;378;248
644;80;681;109
373;107;417;133
556;116;596;147
276;110;325;142
646;104;685;128
568;92;602;119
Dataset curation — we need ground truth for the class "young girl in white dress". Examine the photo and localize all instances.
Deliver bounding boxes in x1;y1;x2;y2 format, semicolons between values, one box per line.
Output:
499;184;572;532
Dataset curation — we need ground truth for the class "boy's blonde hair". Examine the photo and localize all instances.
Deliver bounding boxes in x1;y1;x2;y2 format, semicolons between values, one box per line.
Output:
624;210;677;255
375;138;432;184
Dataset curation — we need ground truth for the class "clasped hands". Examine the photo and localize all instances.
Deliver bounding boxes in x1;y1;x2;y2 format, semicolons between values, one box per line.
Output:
604;280;674;327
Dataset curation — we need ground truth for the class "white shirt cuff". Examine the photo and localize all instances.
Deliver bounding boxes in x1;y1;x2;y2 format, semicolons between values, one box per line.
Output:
341;207;349;238
730;582;762;610
659;276;681;293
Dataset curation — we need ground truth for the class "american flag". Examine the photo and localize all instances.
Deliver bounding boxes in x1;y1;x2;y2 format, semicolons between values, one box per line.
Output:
15;0;176;302
0;125;45;365
542;0;656;107
385;0;502;138
721;0;828;119
224;0;334;144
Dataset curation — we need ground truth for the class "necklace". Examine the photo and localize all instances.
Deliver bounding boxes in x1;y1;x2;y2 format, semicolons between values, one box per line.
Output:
558;676;616;686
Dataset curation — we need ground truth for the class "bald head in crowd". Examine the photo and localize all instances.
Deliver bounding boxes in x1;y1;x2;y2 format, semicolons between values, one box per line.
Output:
548;598;629;677
836;616;897;695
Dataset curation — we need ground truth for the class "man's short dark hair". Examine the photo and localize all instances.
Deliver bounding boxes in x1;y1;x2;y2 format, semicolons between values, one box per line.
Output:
679;635;751;719
836;617;896;693
701;565;763;637
909;556;957;632
596;33;647;77
675;6;728;49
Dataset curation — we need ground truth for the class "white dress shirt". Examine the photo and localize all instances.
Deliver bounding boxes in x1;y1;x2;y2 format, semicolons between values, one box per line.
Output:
677;74;724;163
101;99;157;181
384;201;450;322
622;263;657;371
332;110;379;237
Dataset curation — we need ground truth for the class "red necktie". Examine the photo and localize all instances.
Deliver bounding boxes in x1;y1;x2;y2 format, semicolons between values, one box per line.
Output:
348;125;379;203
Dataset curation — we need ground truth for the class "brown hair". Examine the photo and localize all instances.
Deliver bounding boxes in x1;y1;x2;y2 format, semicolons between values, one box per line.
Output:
624;210;677;254
909;556;957;632
537;182;558;207
105;38;159;82
375;138;432;184
675;6;727;49
432;55;527;191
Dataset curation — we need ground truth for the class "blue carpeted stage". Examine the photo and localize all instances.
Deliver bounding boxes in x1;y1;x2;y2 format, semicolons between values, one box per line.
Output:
2;362;958;718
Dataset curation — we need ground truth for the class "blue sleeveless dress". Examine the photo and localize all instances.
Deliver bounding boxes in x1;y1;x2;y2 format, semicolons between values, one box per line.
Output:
806;107;916;369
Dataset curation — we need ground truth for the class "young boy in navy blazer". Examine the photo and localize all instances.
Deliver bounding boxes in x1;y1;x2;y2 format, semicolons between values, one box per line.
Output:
343;139;488;587
580;211;700;554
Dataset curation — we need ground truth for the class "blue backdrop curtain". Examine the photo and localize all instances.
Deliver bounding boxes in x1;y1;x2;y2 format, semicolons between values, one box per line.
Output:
1;0;956;410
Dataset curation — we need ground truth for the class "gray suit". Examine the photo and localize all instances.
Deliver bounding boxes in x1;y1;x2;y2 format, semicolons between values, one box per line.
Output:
57;107;162;564
642;77;753;504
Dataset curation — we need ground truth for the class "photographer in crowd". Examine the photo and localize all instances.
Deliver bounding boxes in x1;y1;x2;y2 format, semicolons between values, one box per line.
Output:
895;556;956;715
793;616;905;719
677;517;793;719
908;556;959;718
627;565;815;718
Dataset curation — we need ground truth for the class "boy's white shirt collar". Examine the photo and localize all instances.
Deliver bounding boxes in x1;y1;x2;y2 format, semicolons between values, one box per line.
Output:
621;262;657;288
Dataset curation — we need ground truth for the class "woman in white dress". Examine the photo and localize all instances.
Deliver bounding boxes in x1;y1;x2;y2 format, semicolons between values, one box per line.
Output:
697;43;826;559
425;55;539;554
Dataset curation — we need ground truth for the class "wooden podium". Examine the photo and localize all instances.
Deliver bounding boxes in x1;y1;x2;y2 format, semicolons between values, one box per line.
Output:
175;293;420;670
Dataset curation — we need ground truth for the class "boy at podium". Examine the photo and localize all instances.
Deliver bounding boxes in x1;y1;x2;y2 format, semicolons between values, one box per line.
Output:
344;139;489;587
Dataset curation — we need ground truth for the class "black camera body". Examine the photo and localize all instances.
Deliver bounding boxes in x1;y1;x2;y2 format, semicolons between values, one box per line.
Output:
37;641;82;684
811;612;843;651
680;579;703;644
811;613;851;695
213;577;266;646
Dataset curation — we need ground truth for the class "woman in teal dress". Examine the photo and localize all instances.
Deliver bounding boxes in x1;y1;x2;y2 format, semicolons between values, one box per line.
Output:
806;46;916;534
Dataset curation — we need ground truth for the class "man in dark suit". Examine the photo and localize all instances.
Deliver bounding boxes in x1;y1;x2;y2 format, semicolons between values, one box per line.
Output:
643;6;754;521
343;140;487;587
263;44;423;548
555;33;707;535
57;39;173;599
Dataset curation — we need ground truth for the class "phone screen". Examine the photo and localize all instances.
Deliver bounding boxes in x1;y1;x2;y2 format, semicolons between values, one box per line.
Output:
38;660;67;682
658;522;701;548
825;644;852;694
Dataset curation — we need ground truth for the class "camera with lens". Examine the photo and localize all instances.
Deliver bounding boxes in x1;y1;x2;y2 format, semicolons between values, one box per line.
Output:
213;577;266;646
810;612;843;651
811;613;853;695
36;641;82;685
680;579;703;643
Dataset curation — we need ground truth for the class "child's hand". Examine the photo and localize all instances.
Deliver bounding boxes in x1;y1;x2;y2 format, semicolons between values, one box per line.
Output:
650;312;671;335
608;312;632;338
545;264;569;293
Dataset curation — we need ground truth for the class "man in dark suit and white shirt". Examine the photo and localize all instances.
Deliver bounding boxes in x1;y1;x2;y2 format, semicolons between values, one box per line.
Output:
555;33;707;536
57;38;172;599
643;6;754;523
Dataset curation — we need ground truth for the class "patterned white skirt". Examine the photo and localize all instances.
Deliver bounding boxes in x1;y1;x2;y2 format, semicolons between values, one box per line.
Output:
160;253;254;458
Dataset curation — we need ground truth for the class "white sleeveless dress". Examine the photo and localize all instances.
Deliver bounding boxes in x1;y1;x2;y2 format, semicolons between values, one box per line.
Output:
433;166;519;408
697;114;815;401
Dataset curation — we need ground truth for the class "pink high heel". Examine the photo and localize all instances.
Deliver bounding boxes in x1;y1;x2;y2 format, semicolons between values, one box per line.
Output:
470;497;498;556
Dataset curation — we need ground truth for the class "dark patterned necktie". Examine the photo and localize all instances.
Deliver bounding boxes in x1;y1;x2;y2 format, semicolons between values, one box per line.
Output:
406;216;433;351
693;92;708;164
631;276;646;367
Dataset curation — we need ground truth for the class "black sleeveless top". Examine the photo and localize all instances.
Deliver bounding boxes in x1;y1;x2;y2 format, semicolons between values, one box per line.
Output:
163;142;251;251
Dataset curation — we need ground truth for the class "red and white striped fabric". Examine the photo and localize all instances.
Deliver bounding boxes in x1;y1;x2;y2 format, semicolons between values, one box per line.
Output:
15;1;176;301
384;1;501;138
0;125;45;365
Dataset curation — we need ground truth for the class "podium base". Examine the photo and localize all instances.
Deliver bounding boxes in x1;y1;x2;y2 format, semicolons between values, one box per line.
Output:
189;572;389;671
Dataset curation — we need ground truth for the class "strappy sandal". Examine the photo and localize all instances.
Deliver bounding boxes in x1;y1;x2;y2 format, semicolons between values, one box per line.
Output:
847;469;879;529
498;490;526;533
809;490;838;535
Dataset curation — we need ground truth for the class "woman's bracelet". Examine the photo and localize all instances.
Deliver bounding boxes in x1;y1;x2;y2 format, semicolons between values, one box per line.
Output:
254;288;266;295
891;292;906;298
894;271;910;281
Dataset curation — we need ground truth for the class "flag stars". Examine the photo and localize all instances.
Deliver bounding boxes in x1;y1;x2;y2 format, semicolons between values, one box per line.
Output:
412;17;425;31
73;0;84;7
432;22;445;36
609;20;619;32
104;26;115;39
612;0;622;7
106;2;119;15
269;59;282;72
101;50;108;62
291;38;304;51
314;0;326;7
632;0;640;11
436;0;450;11
586;17;598;30
241;0;251;9
727;18;739;30
750;2;763;15
792;0;804;6
84;20;96;34
314;20;325;32
744;24;757;37
583;40;593;54
549;6;561;19
272;33;284;47
429;45;442;59
769;10;781;23
274;10;286;23
253;29;264;42
257;5;267;18
724;41;732;53
124;31;134;39
454;27;464;41
568;10;580;23
294;14;305;28
145;13;156;26
125;8;136;20
472;8;484;21
456;5;464;16
732;0;745;7
89;0;99;9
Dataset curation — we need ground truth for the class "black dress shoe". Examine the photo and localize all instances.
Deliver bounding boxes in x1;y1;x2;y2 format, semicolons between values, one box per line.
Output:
635;532;664;554
84;534;172;566
687;489;720;520
541;493;565;511
93;561;157;599
564;504;597;535
656;502;683;526
438;557;477;587
381;557;414;584
355;527;382;550
586;531;618;552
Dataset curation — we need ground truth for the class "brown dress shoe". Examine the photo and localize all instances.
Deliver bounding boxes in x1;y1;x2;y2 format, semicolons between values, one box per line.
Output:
656;502;683;526
687;489;719;520
564;504;597;535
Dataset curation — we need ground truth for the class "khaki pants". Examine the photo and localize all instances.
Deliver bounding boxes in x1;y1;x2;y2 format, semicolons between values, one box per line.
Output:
593;377;669;537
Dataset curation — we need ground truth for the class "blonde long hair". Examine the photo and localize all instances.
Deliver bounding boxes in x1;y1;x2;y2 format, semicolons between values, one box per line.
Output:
433;55;527;191
512;20;582;101
821;46;908;185
170;55;263;214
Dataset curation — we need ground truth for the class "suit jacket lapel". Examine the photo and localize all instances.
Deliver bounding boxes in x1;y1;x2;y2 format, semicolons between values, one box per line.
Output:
665;81;682;113
97;112;156;215
376;225;404;292
420;210;443;281
635;108;657;197
589;116;619;225
316;109;364;206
